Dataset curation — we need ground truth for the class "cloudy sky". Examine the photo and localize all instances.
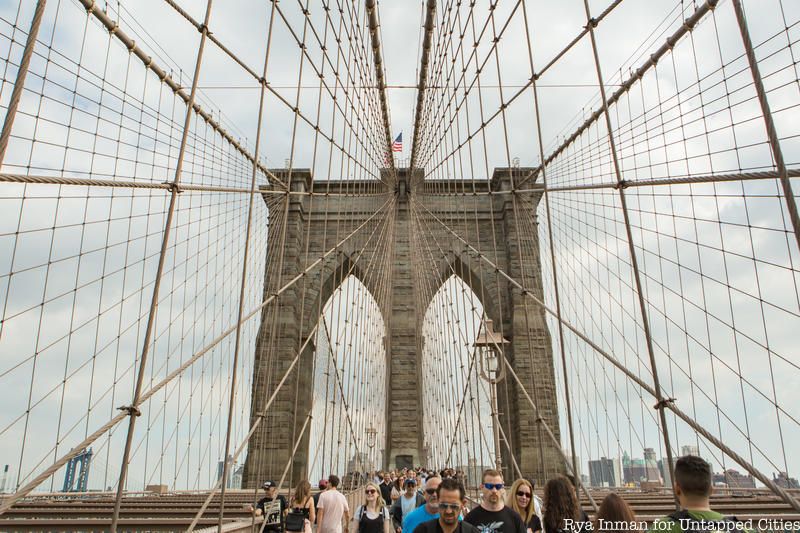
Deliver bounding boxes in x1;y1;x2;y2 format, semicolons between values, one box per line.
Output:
0;0;797;498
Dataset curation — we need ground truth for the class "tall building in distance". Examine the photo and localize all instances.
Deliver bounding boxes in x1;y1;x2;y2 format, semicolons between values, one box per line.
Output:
713;469;755;488
217;455;241;490
588;457;622;487
622;449;664;486
0;464;8;493
658;458;674;487
622;452;642;484
680;445;700;457
643;448;662;483
773;472;799;489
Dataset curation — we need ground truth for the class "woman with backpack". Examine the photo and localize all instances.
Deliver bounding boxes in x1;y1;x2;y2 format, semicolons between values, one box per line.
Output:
354;481;392;533
286;479;316;533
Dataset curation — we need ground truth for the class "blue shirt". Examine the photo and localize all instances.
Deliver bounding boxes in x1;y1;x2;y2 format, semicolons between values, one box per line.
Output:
402;506;462;533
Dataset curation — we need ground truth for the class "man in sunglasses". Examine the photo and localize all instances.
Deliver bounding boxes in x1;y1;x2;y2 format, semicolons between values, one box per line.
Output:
402;476;449;533
391;477;425;533
411;478;476;533
464;470;526;533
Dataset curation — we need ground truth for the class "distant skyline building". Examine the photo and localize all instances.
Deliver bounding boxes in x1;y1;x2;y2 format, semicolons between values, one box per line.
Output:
232;464;244;489
773;472;799;489
217;455;240;490
681;445;700;457
0;464;8;493
588;457;622;487
713;469;755;488
658;458;674;487
622;452;643;484
643;448;662;483
622;449;664;485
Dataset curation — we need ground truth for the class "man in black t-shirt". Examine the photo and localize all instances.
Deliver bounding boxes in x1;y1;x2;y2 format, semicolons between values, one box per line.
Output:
380;473;394;505
464;470;526;533
254;480;288;533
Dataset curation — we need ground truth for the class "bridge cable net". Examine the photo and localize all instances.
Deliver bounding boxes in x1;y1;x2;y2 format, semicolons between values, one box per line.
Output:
408;0;799;513
0;0;396;529
0;0;796;528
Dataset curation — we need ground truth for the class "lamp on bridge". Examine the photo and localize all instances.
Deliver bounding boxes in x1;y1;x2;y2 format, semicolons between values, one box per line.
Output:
366;426;378;472
475;319;509;472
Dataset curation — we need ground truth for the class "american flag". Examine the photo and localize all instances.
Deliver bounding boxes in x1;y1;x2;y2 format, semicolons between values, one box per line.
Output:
391;132;403;152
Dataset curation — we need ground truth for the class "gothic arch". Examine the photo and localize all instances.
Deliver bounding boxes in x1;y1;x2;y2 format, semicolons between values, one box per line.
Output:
244;168;561;486
424;251;508;334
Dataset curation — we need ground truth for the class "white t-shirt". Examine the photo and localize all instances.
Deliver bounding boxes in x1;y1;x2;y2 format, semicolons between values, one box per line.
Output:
400;494;417;519
317;489;350;533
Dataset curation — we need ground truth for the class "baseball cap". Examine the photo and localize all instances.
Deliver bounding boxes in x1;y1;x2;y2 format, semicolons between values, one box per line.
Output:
262;480;276;489
318;479;329;487
404;478;417;485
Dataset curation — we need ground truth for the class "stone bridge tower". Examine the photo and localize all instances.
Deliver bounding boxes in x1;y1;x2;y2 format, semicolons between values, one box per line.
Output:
242;168;561;487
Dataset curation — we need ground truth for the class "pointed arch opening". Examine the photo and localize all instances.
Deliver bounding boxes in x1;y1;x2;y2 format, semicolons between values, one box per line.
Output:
307;274;386;484
420;274;497;479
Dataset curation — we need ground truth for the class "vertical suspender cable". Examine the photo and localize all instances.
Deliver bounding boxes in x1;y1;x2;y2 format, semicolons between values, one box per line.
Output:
365;0;395;175
217;2;278;530
109;1;215;530
519;0;582;497
580;0;678;509
409;0;436;172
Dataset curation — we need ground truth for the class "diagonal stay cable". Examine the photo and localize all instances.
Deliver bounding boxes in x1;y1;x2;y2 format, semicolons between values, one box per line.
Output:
410;192;598;510
409;0;435;169
416;200;800;512
512;0;719;190
163;0;388;182
77;0;289;192
188;190;395;531
0;194;392;516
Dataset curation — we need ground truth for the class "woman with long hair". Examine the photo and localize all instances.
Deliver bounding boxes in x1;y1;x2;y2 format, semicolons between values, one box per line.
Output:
391;475;403;505
354;481;392;533
530;476;589;533
593;493;639;533
506;479;540;533
287;479;316;532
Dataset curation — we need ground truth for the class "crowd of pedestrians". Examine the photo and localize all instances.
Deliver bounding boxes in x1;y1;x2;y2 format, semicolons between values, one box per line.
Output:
252;455;738;533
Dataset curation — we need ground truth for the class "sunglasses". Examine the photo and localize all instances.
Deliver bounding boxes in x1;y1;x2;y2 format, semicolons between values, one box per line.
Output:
483;483;504;490
365;489;377;495
516;491;531;498
425;488;437;495
438;502;461;512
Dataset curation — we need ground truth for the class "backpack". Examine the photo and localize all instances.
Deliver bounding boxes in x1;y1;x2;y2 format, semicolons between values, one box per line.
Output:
667;510;739;532
286;498;311;531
